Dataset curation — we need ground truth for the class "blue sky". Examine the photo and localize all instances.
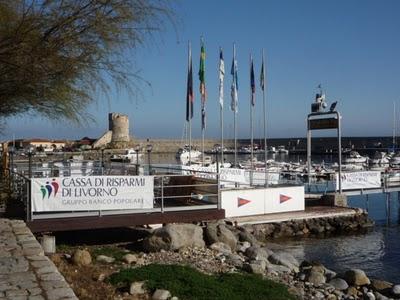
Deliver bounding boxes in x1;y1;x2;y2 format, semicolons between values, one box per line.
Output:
3;0;400;140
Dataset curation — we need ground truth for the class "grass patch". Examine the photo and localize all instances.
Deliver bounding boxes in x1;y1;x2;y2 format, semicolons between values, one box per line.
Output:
90;246;126;261
108;264;295;300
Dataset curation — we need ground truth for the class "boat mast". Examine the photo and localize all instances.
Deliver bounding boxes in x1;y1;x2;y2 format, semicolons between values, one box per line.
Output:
250;53;254;183
393;101;396;151
233;43;238;167
188;41;192;165
261;49;268;187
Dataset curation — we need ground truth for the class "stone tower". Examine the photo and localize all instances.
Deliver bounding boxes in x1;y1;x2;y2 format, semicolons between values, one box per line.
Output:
108;113;129;143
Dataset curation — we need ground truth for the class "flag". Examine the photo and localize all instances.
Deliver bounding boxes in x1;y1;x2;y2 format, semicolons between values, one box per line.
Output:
260;55;265;91
230;50;238;113
199;40;206;129
250;56;255;106
186;45;193;122
218;48;225;109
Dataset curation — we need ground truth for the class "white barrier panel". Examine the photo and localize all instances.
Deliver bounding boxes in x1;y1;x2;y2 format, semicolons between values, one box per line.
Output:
31;176;154;212
221;186;304;217
336;171;381;190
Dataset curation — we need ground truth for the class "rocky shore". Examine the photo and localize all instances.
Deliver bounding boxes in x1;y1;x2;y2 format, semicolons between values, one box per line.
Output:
52;209;400;300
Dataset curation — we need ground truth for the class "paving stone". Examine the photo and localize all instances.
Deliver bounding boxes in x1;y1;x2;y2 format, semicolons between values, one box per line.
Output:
0;219;76;300
27;288;42;296
41;280;69;291
31;260;53;269
5;289;29;297
17;281;39;290
28;296;45;300
45;287;76;300
26;255;48;262
39;272;65;282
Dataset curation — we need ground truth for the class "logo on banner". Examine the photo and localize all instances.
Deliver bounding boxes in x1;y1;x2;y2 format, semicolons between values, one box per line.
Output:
238;197;251;207
40;179;59;199
279;194;291;204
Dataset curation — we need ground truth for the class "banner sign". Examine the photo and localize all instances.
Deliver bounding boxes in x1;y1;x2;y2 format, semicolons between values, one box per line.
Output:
181;166;247;184
31;176;154;212
336;171;381;190
181;166;280;185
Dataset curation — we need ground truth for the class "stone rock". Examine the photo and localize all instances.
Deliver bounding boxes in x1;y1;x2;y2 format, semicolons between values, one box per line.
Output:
209;242;232;255
268;251;300;272
314;290;325;299
237;241;251;253
325;268;337;281
143;224;205;252
326;294;337;300
344;269;370;286
365;292;376;300
226;253;244;268
245;246;270;262
123;254;138;264
171;297;178;300
72;249;91;266
391;284;400;297
152;289;171;300
266;263;291;274
244;260;266;275
328;278;349;291
130;281;146;295
238;230;259;246
205;223;237;251
346;286;359;297
96;255;115;263
370;279;393;292
374;291;389;300
306;270;326;286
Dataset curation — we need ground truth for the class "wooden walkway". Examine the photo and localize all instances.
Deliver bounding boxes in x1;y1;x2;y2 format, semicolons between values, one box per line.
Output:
27;208;225;233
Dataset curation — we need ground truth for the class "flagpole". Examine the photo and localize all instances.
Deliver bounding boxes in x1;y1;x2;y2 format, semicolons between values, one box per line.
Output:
200;37;205;165
262;49;268;187
220;48;224;167
250;54;254;185
233;43;237;168
188;41;192;165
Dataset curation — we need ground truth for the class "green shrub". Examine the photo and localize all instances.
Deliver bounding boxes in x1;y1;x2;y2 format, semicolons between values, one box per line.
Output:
109;264;295;300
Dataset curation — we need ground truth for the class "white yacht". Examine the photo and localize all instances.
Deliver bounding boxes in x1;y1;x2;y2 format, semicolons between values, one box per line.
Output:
176;145;202;163
369;151;390;166
390;152;400;166
343;151;368;164
277;145;289;154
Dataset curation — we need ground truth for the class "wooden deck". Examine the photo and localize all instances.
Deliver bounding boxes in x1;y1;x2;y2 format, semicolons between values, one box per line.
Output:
27;209;225;233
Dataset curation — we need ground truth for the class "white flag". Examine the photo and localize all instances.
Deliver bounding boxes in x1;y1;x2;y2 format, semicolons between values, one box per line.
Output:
219;48;225;108
230;54;238;113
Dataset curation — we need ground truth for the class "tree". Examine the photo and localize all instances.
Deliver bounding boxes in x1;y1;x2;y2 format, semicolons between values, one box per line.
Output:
0;0;174;123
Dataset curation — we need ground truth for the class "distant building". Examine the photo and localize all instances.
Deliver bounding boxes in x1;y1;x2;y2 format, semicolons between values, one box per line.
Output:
12;139;67;151
75;137;96;150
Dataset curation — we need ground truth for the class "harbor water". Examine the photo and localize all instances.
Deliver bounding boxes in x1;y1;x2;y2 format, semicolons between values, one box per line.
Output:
273;193;400;283
151;152;399;282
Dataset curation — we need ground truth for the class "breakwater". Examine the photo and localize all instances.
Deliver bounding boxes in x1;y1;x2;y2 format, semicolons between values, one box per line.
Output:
243;209;374;240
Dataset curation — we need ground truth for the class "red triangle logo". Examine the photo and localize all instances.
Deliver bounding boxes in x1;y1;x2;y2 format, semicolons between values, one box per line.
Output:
280;194;291;203
238;197;251;207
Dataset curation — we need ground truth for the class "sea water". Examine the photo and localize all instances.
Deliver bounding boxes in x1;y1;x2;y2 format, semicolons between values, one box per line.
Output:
272;194;400;283
153;152;400;282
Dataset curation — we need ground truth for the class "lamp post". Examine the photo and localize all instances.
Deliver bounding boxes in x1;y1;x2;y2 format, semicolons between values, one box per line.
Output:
146;144;153;175
135;144;141;175
9;146;14;190
28;146;34;178
101;148;105;175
